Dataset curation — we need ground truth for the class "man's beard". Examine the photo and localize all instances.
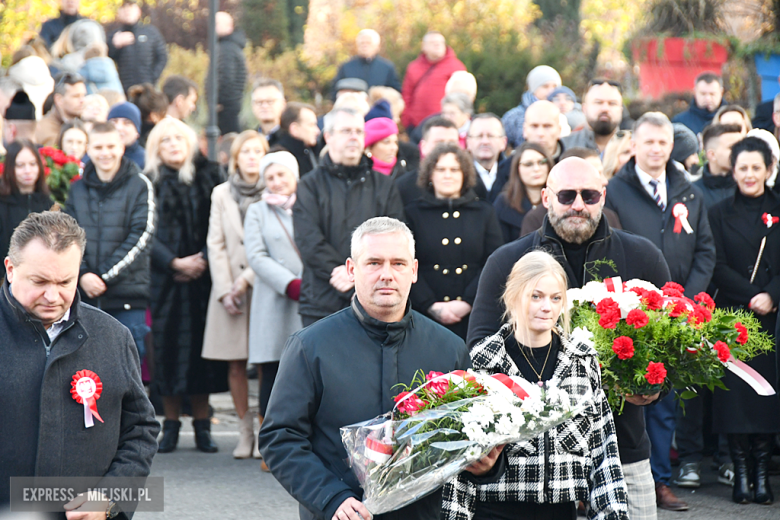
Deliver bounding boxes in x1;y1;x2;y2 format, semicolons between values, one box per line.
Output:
589;118;619;137
548;206;601;245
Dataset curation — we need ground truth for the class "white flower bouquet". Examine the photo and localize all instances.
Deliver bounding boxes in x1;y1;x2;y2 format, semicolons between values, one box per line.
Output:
340;369;585;514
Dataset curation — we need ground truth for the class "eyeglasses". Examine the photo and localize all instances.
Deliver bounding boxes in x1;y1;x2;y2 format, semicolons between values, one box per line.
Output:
520;158;549;168
587;79;623;93
547;187;602;205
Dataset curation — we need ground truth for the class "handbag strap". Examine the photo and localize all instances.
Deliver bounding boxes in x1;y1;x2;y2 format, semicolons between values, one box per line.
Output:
271;207;301;260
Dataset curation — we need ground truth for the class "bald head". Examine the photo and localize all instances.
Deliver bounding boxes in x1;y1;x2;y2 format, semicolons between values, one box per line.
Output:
216;12;234;37
524;100;562;157
546;157;603;190
543;157;605;244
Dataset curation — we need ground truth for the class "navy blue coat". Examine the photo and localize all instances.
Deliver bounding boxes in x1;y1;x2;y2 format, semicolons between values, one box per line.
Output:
331;55;401;98
671;99;725;135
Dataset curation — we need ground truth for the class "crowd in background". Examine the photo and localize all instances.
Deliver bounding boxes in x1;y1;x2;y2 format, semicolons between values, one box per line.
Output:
2;0;780;517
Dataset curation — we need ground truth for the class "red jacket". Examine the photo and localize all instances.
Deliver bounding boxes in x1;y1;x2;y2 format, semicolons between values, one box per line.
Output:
401;47;466;128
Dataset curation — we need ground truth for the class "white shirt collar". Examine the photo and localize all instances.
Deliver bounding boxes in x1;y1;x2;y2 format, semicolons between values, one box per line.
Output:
474;160;498;191
47;308;71;341
635;164;667;207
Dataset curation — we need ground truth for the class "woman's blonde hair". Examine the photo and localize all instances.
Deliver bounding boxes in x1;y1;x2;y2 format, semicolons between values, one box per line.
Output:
602;130;632;179
228;130;269;177
144;117;198;184
502;250;570;337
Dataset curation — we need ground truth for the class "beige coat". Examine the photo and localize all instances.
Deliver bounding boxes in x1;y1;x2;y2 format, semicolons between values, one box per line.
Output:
201;182;256;360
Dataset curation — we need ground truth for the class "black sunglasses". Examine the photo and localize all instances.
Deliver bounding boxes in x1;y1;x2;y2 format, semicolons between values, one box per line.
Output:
588;79;623;93
547;187;602;205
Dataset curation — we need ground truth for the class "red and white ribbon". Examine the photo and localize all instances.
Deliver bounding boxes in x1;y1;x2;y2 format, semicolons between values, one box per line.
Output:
70;370;104;428
604;277;623;293
672;203;693;234
696;340;776;396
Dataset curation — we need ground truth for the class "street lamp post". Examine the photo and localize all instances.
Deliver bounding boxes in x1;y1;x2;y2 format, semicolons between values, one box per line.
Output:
206;0;219;161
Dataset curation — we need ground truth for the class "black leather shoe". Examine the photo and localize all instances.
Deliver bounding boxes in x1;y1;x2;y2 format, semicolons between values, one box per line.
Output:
193;419;218;453
753;434;774;505
729;434;752;504
157;420;181;453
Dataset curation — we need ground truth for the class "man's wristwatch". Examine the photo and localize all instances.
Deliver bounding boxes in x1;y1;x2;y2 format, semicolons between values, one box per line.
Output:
106;500;120;519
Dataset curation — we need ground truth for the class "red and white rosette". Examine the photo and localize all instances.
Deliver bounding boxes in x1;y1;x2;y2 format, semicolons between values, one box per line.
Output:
70;370;104;428
672;203;693;234
762;212;779;228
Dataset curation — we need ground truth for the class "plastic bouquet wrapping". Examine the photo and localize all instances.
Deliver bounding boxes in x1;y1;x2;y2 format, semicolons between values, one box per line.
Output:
567;277;775;411
340;369;586;514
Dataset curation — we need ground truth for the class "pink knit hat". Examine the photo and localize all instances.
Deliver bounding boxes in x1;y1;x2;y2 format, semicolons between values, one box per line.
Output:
364;117;398;148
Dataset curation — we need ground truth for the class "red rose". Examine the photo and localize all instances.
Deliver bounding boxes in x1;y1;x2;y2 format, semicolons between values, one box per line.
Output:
394;391;427;415
644;361;667;385
38;146;53;157
44;166;51;176
642;291;663;310
70;174;82;184
668;300;688;318
626;309;649;328
694;292;715;311
612;336;635;359
425;371;449;397
713;341;731;363
662;282;685;297
735;323;748;345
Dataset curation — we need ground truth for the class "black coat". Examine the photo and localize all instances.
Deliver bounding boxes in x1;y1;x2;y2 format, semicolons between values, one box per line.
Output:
397;140;420;172
274;131;320;176
405;190;504;339
150;155;227;396
692;163;736;210
708;190;780;433
107;22;168;92
331;55;401;98
258;298;470;520
40;11;82;48
466;215;671;464
0;191;54;263
606;158;716;298
293;155;405;319
66;159;155;311
493;194;534;243
215;30;247;109
395;168;423;206
0;282;159;508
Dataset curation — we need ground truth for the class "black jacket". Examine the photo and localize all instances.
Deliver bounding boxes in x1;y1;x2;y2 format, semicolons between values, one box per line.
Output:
331;55;401;99
692;163;736;210
258;298;471;520
493;194;534;243
671;99;724;135
466;215;671;464
215;30;247;109
107;22;168;92
0;282;159;508
40;11;82;48
606;158;716;297
293;155;405;318
397;140;420;172
65;158;155;311
274;131;320;176
0;191;54;262
405;190;504;339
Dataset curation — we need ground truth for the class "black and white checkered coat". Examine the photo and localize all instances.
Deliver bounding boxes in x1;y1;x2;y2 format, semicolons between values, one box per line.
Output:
441;325;629;520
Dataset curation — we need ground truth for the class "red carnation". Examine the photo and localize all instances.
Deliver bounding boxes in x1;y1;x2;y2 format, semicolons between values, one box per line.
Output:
596;298;621;329
612;336;635;359
629;286;648;298
44;166;51;176
642;291;663;310
662;282;685;298
735;323;749;345
626;309;649;329
644;361;667;385
694;292;715;311
0;163;4;176
70;174;82;184
394;391;427;415
690;305;712;326
596;297;619;315
668;301;688;318
713;341;731;363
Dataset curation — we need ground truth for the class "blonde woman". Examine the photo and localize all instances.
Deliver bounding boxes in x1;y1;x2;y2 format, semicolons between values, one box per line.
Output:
202;130;269;458
145;117;227;454
602;130;632;179
443;250;628;520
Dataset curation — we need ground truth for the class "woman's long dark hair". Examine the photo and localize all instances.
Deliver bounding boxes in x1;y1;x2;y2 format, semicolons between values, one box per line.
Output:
0;140;49;197
502;142;552;213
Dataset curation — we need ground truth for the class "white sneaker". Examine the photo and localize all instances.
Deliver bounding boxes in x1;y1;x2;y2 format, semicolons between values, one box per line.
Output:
673;462;701;488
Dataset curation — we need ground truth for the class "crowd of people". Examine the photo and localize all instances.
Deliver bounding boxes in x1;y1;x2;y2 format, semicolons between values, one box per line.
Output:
2;1;780;519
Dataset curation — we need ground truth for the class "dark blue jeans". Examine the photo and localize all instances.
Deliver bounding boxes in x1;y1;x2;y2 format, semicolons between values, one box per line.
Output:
645;392;676;484
109;309;150;363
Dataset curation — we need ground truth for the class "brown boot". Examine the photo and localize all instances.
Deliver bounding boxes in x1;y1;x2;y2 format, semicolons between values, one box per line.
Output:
655;483;689;511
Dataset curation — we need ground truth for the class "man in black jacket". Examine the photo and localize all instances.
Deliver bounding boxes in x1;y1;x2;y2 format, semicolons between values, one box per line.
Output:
671;73;725;135
108;0;168;94
39;0;83;49
275;102;321;175
331;29;401;99
214;11;247;135
693;123;743;209
294;108;405;325
605;112;716;511
259;217;502;520
467;157;672;520
1;211;159;513
65;121;155;360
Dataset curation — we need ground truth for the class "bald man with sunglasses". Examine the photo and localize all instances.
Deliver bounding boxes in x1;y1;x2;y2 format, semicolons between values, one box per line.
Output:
469;157;672;520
